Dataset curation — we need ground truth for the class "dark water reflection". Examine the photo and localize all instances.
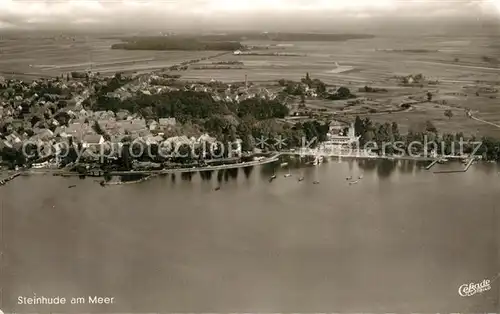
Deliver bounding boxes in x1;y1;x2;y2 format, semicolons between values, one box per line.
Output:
376;160;397;178
1;159;499;313
243;166;253;178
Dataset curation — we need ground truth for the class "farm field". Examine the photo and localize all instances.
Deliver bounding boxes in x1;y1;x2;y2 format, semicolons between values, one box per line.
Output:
0;36;217;77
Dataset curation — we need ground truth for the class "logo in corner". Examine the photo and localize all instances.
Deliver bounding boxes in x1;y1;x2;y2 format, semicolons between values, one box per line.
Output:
458;279;492;297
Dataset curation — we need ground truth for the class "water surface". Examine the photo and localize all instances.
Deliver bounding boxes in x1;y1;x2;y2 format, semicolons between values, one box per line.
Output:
1;159;499;313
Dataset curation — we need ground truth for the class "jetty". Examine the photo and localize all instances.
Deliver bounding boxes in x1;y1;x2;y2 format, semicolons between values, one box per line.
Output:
0;172;21;187
425;159;439;170
433;157;476;174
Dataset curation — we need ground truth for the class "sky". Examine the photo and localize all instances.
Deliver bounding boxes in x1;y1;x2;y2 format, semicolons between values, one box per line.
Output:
0;0;498;31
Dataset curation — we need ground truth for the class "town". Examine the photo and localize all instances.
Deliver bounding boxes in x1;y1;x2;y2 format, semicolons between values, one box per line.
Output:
0;64;499;186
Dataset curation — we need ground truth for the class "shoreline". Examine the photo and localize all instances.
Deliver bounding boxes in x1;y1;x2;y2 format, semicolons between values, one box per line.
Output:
0;153;485;181
15;153;282;177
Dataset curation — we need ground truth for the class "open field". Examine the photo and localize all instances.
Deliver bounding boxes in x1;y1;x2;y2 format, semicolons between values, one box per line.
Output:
0;32;499;137
0;37;217;78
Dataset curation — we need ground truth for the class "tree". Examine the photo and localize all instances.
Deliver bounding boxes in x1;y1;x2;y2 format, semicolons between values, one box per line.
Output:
336;87;352;99
425;120;437;133
354;116;364;137
315;82;326;94
54;112;71;127
391;122;401;141
427;92;433;102
444;109;454;120
93;121;105;135
30;115;42;127
284;83;295;95
299;94;306;108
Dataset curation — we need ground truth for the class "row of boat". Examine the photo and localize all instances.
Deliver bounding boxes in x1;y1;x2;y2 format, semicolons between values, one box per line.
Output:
269;173;307;182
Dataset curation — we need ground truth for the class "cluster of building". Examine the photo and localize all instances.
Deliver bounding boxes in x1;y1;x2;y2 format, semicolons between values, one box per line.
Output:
103;72;280;104
324;121;360;148
0;73;241;168
0;69;326;169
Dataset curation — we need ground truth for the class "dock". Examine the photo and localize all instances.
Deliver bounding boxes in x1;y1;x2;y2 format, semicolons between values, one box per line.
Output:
464;157;475;171
0;172;21;187
425;159;439;170
433;157;476;174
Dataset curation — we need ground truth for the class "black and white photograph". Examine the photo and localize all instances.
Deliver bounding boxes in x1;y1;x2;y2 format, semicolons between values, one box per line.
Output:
0;0;499;313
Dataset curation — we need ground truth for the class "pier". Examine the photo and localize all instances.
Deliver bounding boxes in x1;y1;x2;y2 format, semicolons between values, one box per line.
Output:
425;159;439;170
0;172;21;187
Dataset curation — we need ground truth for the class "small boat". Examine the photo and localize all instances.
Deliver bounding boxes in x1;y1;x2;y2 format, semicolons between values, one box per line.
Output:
313;181;320;185
214;186;221;191
280;162;288;167
313;156;324;166
269;175;277;182
68;185;76;189
358;175;363;180
284;173;292;178
298;177;304;182
349;180;359;185
345;176;352;181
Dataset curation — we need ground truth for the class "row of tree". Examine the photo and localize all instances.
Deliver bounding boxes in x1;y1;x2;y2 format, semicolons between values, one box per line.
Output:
353;116;500;159
111;37;242;51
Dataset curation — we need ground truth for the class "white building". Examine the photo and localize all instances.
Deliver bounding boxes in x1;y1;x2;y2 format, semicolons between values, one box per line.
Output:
82;134;105;149
228;139;242;157
323;122;359;147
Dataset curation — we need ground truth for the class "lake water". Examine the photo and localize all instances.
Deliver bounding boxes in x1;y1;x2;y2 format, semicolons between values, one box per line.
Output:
1;158;499;313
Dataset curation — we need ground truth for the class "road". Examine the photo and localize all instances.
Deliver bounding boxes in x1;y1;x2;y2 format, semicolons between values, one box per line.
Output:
471;115;500;129
408;60;500;72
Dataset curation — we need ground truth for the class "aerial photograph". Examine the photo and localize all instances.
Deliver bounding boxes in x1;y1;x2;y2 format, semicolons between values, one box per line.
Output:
0;0;499;313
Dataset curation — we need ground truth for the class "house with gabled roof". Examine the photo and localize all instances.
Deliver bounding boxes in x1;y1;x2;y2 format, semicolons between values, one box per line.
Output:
82;134;104;149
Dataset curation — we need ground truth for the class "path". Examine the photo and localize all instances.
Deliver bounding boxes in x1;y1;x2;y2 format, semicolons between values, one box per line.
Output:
408;60;500;72
471;115;500;129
